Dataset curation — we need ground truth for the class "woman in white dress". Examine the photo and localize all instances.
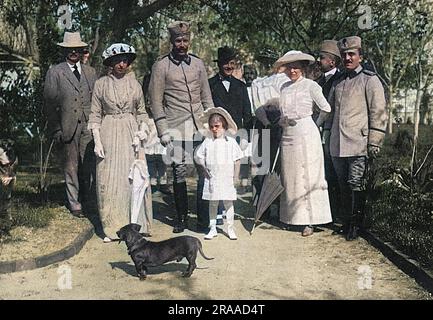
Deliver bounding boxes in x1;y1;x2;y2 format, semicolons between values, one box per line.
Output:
88;43;153;242
256;51;332;236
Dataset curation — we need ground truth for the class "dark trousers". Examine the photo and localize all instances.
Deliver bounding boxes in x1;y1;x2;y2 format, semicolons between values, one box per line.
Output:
62;115;95;212
166;140;208;228
331;156;367;224
323;135;341;222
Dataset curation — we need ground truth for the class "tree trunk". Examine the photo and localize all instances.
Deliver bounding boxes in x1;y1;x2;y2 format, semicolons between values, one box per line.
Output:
387;85;394;133
413;88;423;143
404;87;408;123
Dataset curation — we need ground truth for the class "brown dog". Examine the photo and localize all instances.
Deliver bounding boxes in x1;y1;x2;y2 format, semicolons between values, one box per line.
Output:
116;223;214;280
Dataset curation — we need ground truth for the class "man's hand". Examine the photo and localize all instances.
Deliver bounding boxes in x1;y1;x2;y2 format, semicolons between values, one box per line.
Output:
160;133;172;147
321;129;331;145
368;145;380;159
233;176;240;188
52;131;63;144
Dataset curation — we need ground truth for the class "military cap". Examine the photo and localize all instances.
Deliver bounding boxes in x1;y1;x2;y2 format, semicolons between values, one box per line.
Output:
338;36;362;53
167;21;190;42
320;40;341;59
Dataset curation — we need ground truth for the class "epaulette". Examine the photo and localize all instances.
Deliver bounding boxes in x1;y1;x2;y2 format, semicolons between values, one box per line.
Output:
189;53;200;59
156;54;169;61
362;69;376;76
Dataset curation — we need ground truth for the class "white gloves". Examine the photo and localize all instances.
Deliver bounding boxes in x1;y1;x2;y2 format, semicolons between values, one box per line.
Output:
92;129;105;159
239;138;249;151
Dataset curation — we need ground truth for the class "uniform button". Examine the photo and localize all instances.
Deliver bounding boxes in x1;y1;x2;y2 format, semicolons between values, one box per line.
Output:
74;110;77;113
78;120;81;124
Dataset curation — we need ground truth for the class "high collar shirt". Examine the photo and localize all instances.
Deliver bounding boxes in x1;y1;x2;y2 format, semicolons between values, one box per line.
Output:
279;76;331;120
67;61;81;75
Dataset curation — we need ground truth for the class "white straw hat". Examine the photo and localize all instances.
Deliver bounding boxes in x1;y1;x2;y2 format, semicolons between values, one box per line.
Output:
57;32;87;48
274;50;315;69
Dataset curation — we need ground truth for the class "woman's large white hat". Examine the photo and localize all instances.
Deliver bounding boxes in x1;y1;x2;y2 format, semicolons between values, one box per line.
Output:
199;107;238;135
274;50;315;69
57;32;88;48
102;43;136;66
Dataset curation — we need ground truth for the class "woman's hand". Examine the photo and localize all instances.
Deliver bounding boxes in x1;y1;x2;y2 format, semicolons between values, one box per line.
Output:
92;129;105;159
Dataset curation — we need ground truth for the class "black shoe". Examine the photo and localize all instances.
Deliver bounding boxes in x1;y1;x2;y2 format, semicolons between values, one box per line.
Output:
345;225;359;241
158;184;171;194
332;224;348;235
173;221;186;233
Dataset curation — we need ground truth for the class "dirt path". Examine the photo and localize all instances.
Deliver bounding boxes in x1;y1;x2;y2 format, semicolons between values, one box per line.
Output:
0;183;431;300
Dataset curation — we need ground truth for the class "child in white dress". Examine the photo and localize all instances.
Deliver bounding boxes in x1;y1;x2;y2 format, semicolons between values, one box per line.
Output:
195;107;243;240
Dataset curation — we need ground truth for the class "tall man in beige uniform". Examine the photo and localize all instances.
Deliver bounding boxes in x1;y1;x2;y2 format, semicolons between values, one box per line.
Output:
149;21;214;233
329;36;387;241
44;32;98;217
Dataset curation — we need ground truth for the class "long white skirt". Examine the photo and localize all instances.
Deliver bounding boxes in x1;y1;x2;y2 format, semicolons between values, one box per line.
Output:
279;116;332;225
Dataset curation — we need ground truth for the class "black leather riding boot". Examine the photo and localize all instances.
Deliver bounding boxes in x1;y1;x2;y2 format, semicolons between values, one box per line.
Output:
173;182;188;233
332;188;351;235
346;191;366;241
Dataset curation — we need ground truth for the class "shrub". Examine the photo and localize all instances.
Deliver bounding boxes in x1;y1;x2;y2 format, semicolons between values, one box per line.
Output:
10;204;56;229
369;184;433;268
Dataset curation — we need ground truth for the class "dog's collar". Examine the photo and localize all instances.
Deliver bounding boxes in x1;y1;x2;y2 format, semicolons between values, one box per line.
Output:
127;238;147;255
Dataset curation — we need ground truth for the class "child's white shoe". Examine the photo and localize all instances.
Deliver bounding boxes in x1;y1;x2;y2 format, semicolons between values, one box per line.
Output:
226;208;238;240
204;219;218;240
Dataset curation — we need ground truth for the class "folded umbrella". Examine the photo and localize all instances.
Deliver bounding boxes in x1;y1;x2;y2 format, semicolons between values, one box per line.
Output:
250;146;284;235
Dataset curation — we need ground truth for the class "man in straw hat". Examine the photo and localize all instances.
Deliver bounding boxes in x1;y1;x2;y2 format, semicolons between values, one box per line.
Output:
328;36;387;240
44;31;98;218
316;40;342;226
149;21;214;233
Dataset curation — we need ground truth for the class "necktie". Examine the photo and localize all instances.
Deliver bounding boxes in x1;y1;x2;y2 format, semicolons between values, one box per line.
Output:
73;65;80;81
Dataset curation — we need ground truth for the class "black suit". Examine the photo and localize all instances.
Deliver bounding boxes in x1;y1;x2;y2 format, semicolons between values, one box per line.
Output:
316;69;341;222
208;74;252;130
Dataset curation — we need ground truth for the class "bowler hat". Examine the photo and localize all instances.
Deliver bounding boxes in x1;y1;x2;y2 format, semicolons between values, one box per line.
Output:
214;46;237;64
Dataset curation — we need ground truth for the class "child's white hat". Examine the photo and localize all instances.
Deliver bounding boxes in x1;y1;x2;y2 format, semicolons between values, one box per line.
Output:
199;107;238;135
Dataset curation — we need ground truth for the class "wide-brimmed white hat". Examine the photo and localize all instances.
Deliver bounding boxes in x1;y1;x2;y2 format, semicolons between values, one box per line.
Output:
102;43;136;66
274;50;315;69
199;107;238;135
57;32;88;48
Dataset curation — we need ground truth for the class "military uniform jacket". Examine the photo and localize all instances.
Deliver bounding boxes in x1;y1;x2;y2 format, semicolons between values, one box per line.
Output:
149;52;214;141
208;74;252;129
328;65;387;157
43;62;98;142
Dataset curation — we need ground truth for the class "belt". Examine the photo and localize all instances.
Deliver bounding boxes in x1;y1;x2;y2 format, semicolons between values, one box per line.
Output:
104;111;134;119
